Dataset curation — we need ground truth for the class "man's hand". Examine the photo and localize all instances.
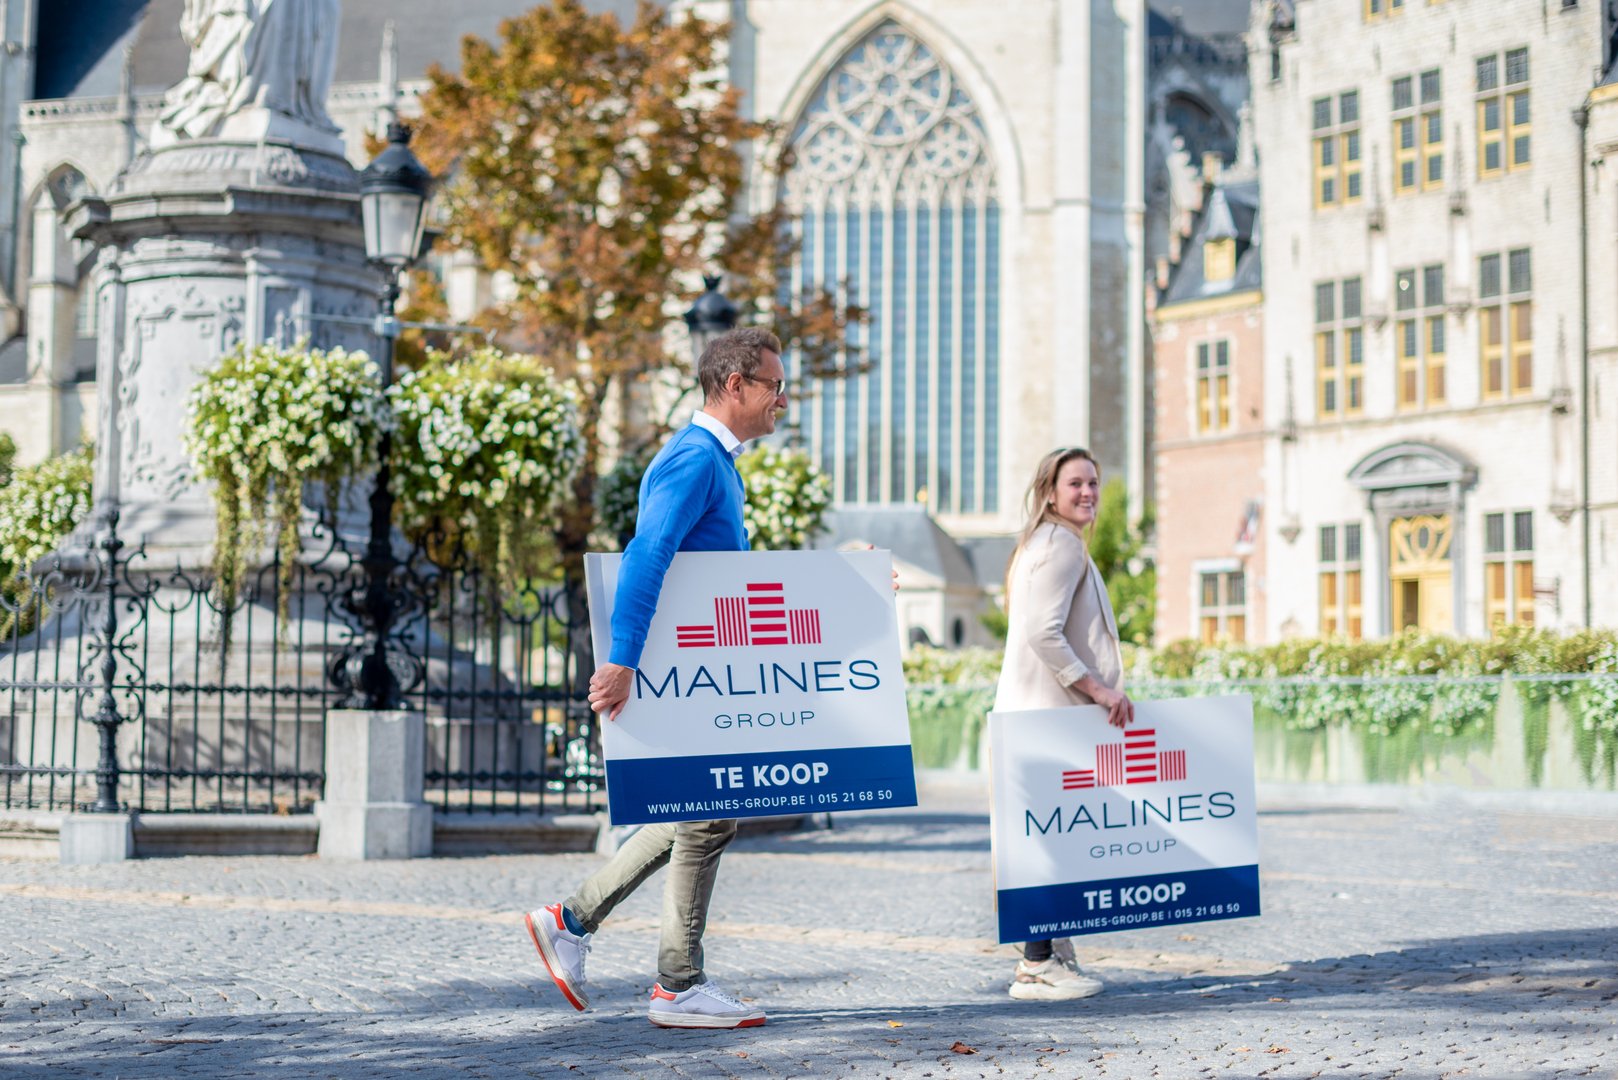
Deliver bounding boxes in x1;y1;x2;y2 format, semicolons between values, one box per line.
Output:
588;663;635;722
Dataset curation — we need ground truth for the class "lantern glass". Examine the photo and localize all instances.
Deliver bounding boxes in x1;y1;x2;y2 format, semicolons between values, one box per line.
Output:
361;188;427;267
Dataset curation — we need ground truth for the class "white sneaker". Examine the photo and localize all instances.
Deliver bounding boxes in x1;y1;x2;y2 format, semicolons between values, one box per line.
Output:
648;981;767;1029
1008;956;1105;1001
525;903;591;1011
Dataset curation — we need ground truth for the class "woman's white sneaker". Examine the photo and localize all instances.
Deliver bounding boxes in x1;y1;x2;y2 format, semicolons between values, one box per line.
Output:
1008;957;1105;1001
647;982;767;1028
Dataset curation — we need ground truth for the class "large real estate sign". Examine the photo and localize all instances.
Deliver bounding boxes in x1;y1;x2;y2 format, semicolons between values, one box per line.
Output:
585;549;916;826
989;696;1260;943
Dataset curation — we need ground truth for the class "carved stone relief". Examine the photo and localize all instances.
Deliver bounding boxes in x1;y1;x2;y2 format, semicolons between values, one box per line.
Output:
118;284;244;502
264;284;304;345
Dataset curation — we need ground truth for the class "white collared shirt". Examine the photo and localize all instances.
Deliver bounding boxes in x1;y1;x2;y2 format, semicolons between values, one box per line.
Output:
691;410;746;459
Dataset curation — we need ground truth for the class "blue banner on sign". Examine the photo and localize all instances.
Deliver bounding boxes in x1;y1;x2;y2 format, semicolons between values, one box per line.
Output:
605;744;918;825
996;864;1260;943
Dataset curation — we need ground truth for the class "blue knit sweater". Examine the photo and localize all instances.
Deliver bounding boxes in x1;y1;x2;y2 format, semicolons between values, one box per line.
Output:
608;423;749;668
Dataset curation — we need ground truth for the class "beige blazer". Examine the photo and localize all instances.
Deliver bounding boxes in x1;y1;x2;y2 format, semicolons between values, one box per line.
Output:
993;522;1123;712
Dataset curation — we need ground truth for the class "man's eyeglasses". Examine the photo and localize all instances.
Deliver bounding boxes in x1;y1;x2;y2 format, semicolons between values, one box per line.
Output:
742;374;786;397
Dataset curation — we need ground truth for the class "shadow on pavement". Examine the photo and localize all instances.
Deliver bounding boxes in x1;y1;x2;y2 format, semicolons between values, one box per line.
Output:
4;926;1611;1078
1078;925;1618;1022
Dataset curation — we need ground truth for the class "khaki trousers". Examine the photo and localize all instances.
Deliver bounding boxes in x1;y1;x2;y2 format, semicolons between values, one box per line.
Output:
566;817;738;991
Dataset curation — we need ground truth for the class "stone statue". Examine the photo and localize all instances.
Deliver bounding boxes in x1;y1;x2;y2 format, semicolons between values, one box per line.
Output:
156;0;341;150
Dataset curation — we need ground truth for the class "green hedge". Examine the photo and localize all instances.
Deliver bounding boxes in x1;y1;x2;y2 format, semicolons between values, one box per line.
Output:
902;630;1618;778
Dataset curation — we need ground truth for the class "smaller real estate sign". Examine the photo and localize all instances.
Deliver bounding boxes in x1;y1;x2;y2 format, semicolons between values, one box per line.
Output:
585;549;916;826
989;696;1260;944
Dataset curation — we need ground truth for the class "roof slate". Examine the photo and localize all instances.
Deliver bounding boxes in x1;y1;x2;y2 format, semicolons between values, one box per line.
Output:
1160;177;1262;307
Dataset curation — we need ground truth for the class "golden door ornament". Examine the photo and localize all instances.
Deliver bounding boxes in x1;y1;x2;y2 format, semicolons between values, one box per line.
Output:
1389;513;1453;633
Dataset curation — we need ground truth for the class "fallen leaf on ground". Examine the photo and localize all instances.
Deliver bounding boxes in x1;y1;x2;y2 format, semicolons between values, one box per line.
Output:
147;1039;219;1046
950;1042;978;1055
1178;933;1196;941
734;1052;748;1059
887;1020;903;1028
1269;996;1289;1003
1266;1046;1290;1054
1233;1046;1252;1053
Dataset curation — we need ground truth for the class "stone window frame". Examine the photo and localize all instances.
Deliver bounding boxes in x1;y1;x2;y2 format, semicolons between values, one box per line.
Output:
1193;557;1247;644
1391;68;1444;196
1348;441;1478;638
1394;262;1447;411
1317;521;1365;640
1314;276;1365;420
1476;48;1531;180
1311;90;1363;210
1483;509;1535;630
1192;335;1234;435
1478;247;1532;400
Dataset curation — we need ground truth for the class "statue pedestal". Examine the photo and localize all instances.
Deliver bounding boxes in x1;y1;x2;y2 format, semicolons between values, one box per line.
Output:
150;107;345;159
66;139;381;566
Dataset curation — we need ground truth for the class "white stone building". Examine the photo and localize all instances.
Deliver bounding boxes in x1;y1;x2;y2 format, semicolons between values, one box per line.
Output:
1252;0;1618;638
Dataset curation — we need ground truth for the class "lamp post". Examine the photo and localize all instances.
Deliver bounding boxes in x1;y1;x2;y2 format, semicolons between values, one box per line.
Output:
683;274;739;365
344;121;431;710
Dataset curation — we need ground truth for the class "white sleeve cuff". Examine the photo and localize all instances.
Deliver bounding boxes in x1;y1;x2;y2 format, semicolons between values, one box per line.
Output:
1056;658;1091;687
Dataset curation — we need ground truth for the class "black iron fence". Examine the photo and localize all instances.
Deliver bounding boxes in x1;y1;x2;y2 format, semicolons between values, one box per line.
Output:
0;505;605;816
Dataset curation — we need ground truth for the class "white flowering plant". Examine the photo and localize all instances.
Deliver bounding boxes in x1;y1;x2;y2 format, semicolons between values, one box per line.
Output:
0;443;95;636
389;346;584;585
736;445;832;551
184;340;388;628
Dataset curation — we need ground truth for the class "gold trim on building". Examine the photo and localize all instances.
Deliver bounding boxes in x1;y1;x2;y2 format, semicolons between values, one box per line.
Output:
1153;289;1263;321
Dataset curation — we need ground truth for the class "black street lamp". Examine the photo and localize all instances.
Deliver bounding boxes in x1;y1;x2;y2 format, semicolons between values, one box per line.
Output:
683;274;739;366
342;122;431;710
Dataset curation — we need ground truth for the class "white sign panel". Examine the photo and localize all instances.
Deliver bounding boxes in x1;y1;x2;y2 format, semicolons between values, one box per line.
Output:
585;550;916;826
990;696;1260;943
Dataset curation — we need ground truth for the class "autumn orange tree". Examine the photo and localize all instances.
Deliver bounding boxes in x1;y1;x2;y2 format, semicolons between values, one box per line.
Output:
412;0;859;653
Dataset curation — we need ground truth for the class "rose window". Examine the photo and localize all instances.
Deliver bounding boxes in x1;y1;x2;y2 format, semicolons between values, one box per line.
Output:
780;21;1001;516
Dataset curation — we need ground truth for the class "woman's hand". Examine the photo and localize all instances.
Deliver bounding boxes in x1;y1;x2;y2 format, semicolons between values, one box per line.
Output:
1077;675;1134;729
1096;686;1135;729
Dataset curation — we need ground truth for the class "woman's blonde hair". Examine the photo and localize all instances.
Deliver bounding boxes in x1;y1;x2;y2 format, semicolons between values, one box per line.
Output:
1003;447;1100;610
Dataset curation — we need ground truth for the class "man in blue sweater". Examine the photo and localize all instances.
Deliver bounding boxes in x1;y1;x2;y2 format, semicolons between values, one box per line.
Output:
526;327;786;1030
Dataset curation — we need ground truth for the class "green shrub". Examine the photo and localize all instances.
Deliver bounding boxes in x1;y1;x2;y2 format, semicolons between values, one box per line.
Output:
904;630;1618;753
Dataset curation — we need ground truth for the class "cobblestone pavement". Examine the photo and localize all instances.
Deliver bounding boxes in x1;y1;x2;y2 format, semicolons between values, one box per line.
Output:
2;781;1615;1079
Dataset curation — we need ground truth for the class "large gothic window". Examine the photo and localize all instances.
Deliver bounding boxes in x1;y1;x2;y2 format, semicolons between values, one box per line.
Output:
782;22;1000;514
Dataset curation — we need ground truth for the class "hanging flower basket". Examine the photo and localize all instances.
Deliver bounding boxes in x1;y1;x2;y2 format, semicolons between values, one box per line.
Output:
389;346;584;585
184;340;388;639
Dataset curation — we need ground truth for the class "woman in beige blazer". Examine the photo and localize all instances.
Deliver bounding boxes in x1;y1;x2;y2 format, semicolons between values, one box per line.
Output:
994;447;1134;1001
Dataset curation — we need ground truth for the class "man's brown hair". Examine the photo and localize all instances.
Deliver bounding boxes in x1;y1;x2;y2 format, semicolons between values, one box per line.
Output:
698;327;783;402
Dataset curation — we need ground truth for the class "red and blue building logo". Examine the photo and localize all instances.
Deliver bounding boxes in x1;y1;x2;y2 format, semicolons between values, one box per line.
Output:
675;582;823;648
1061;728;1188;790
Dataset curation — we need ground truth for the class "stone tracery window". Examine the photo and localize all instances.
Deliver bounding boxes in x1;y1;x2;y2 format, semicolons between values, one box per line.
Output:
782;22;1000;514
